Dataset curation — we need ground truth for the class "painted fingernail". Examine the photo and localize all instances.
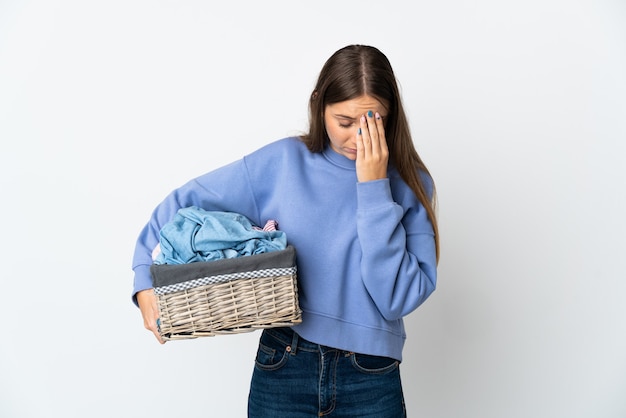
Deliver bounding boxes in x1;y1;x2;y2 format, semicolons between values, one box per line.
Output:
367;110;374;118
376;112;381;120
358;128;362;135
361;115;366;122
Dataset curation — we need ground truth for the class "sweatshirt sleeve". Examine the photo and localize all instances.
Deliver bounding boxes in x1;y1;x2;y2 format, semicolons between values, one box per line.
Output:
356;176;437;320
131;159;258;306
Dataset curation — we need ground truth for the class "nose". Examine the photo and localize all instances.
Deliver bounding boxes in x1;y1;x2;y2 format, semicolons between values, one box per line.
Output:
349;126;360;142
348;131;358;147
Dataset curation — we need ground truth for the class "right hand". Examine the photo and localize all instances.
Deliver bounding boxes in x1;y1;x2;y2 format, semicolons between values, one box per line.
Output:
136;289;165;344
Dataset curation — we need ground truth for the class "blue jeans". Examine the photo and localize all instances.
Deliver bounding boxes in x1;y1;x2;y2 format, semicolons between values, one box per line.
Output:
248;327;406;417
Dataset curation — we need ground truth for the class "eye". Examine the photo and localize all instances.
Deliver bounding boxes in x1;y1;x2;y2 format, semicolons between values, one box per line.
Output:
339;123;353;128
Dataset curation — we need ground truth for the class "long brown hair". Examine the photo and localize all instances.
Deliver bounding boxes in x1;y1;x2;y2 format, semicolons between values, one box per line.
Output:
301;45;439;262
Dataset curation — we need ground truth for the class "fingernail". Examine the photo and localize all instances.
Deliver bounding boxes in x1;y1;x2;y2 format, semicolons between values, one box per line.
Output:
358;128;362;135
367;110;374;118
376;112;381;120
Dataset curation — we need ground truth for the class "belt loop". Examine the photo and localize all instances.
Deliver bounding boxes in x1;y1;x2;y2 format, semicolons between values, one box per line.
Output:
289;328;299;356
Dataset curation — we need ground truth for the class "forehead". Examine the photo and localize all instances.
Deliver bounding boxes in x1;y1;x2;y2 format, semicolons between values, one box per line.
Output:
326;95;389;117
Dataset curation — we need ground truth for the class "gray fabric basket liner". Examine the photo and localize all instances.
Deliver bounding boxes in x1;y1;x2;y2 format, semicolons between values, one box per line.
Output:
150;245;296;290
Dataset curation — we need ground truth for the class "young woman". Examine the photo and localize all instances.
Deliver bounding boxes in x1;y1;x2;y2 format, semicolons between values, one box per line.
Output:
132;44;439;417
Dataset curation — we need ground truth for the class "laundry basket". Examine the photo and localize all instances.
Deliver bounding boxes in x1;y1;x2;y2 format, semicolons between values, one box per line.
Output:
150;245;301;341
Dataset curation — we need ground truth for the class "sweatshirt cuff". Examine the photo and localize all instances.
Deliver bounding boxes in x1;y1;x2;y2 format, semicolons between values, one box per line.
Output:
131;264;154;307
356;178;393;210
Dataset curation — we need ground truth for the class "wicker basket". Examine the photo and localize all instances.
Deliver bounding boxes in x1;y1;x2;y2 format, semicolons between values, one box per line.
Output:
150;245;301;341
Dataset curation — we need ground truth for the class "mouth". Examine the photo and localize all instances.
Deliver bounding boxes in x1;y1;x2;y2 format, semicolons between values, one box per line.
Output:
344;148;357;160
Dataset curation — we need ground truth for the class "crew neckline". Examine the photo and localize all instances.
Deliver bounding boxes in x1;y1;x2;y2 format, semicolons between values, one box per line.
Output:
321;145;356;170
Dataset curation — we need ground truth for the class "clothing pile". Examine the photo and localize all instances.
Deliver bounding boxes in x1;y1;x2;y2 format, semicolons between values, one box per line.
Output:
152;206;287;265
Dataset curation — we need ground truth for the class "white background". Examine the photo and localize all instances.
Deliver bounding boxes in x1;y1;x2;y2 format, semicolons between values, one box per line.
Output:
1;1;625;417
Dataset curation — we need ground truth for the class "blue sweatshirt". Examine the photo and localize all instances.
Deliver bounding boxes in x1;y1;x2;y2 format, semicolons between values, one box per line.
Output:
132;137;437;361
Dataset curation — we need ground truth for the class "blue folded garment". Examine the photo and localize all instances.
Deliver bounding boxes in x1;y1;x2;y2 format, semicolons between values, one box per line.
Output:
154;207;287;265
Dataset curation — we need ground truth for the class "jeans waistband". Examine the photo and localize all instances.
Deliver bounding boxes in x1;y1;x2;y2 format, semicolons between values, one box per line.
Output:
264;326;327;355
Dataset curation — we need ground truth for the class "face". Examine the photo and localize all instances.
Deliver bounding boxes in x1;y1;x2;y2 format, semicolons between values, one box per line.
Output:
324;95;389;160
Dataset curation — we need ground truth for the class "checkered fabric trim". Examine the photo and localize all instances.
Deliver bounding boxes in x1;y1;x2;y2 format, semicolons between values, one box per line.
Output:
154;266;297;295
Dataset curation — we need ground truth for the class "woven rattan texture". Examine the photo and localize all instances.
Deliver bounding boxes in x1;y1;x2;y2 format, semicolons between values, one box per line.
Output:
156;273;302;340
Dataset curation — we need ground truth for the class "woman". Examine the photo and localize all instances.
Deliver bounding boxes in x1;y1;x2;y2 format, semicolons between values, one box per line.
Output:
132;44;439;417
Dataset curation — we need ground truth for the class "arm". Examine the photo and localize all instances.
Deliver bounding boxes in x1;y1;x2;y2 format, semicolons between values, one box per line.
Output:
356;178;437;320
355;109;437;320
130;159;259;341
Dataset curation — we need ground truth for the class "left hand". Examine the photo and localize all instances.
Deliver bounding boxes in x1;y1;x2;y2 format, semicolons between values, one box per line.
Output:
356;111;389;182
